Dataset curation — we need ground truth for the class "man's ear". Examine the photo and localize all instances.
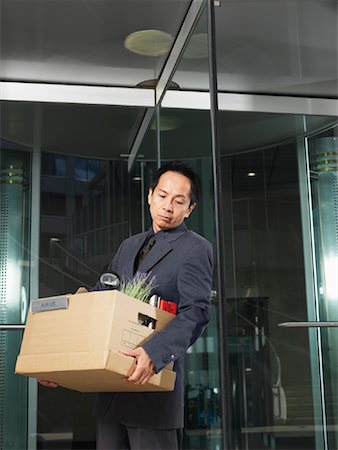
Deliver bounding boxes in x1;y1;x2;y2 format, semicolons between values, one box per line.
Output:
147;188;153;205
185;202;196;218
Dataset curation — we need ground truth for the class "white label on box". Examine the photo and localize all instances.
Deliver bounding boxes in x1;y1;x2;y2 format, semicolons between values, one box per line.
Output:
31;296;69;313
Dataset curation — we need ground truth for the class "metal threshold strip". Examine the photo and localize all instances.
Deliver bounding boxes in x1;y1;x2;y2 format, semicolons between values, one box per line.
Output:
0;324;26;330
279;321;338;328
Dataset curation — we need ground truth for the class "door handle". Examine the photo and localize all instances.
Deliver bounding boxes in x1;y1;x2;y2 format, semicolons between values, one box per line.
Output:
0;324;26;330
279;321;338;328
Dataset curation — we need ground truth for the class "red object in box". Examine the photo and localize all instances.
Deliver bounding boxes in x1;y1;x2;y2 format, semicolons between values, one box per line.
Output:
159;299;177;315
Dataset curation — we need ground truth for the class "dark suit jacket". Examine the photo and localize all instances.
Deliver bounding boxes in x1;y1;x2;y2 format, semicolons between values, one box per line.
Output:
92;222;213;429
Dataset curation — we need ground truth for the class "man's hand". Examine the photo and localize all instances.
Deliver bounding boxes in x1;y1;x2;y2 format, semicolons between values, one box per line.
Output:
38;380;59;388
121;347;155;385
76;287;88;294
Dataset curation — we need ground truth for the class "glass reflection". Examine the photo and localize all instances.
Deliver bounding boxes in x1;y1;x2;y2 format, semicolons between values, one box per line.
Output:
159;4;223;448
38;153;131;448
221;138;317;449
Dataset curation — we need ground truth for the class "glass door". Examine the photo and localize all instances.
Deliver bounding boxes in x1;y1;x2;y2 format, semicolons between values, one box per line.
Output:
217;111;337;450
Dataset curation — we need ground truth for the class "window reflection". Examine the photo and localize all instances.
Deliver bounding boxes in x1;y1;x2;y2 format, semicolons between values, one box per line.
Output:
38;153;133;448
42;154;66;177
222;141;315;450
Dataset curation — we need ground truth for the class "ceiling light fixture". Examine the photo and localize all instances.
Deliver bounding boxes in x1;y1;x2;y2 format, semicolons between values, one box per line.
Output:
124;30;174;57
247;172;256;177
135;79;180;89
150;116;181;131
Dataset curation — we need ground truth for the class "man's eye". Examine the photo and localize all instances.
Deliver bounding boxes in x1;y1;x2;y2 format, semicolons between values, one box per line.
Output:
176;201;184;205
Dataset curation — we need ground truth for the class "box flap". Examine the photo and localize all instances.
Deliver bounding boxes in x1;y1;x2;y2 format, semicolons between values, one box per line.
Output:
15;351;176;393
15;351;109;373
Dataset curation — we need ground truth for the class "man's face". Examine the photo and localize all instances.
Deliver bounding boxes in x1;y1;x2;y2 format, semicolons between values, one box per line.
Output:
148;171;195;233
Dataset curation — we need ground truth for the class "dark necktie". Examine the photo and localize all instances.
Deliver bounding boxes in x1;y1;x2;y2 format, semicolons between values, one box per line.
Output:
134;235;156;272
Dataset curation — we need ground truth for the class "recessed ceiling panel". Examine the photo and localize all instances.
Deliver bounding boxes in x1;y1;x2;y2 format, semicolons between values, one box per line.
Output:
172;0;338;99
214;0;338;98
0;0;191;87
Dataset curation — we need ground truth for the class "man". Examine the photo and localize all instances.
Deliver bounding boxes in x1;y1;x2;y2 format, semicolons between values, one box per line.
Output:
41;161;213;450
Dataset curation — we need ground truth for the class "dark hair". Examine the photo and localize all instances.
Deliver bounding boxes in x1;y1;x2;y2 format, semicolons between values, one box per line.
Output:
151;161;200;205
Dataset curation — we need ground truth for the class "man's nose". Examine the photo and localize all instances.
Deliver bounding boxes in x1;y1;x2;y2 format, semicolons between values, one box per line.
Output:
163;200;173;211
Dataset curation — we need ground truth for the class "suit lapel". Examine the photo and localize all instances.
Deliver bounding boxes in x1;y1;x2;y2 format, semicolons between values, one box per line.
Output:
137;223;188;274
138;239;172;273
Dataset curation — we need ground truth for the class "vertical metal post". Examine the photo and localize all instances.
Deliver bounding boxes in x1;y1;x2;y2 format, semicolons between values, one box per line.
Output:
27;104;42;450
297;138;327;450
207;0;232;448
140;161;145;232
156;105;161;168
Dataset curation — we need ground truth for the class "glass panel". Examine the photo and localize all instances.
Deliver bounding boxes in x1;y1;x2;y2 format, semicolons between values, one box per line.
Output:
218;111;335;449
0;145;31;449
160;7;223;450
218;111;336;155
0;329;28;450
308;125;338;450
39;153;131;448
0;0;191;87
0;98;146;448
129;113;158;235
1;101;148;161
40;155;130;295
170;9;210;91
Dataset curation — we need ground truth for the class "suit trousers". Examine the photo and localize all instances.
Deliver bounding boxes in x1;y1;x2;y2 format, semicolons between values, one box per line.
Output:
96;409;182;450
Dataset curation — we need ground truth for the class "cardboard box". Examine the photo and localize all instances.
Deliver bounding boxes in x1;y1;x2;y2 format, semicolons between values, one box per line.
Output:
15;290;176;392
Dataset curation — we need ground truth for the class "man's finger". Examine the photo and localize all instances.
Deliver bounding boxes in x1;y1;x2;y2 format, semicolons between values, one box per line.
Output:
127;366;154;384
121;347;154;384
127;366;144;383
76;287;88;294
140;371;155;385
38;380;59;388
121;349;137;358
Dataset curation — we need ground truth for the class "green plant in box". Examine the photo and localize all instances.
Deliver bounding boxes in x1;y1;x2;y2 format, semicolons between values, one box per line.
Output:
120;272;156;303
